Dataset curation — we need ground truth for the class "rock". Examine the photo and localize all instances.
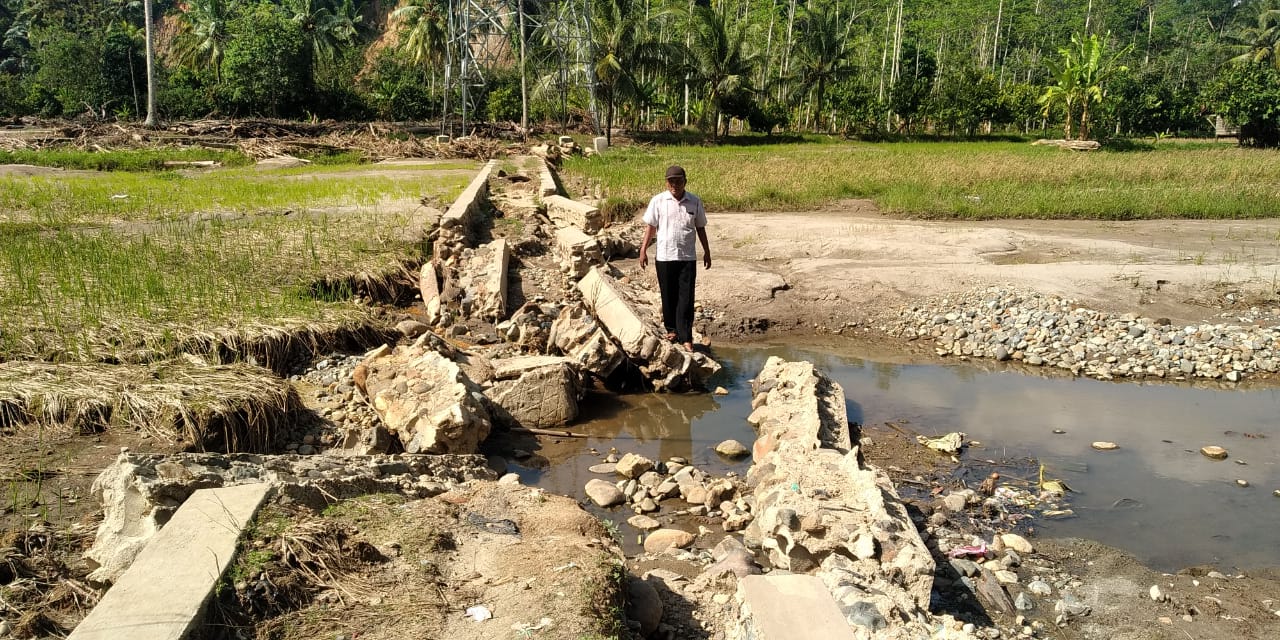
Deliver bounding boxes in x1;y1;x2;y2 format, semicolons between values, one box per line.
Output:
395;319;429;338
1149;584;1167;602
704;547;762;579
1200;446;1229;460
487;356;581;429
297;444;315;455
714;386;729;395
360;344;491;454
950;558;980;577
643;528;695;554
616;453;655;479
995;570;1020;584
629;515;661;530
1015;592;1035;611
684;486;709;506
1226;370;1242;382
715;439;750;458
498;473;521;485
625;575;663;637
638;498;658;513
999;533;1034;554
1091;441;1120;451
1027;580;1053;596
942;491;971;513
1236;479;1250;487
976;569;1017;614
585;479;624;507
1054;593;1091;617
589;463;617;474
843;600;888;632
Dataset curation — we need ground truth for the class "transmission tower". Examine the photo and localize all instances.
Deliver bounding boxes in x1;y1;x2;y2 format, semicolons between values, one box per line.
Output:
440;0;599;137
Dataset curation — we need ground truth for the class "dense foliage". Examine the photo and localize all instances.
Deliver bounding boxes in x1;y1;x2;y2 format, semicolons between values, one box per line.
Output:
1;0;1279;145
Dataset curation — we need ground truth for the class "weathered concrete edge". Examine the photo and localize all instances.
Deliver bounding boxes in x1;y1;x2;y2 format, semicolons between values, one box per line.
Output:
538;159;558;197
442;158;499;229
70;483;274;640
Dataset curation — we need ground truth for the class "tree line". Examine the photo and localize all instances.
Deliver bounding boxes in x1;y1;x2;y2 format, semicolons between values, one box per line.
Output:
1;0;1278;145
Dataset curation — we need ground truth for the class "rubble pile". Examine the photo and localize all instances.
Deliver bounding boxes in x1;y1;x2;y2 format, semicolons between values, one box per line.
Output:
84;451;495;584
888;287;1280;381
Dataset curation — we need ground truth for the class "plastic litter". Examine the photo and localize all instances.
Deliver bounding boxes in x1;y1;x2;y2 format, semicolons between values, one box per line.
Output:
465;605;493;622
917;432;965;455
947;542;987;558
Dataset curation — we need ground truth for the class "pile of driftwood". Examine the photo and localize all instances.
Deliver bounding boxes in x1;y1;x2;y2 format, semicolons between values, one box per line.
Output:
0;118;524;161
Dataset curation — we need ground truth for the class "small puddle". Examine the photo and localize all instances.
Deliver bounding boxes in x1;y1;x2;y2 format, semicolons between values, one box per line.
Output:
510;345;1280;571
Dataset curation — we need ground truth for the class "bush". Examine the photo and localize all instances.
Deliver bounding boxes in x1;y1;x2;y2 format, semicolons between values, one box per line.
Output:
219;4;311;116
1207;62;1280;148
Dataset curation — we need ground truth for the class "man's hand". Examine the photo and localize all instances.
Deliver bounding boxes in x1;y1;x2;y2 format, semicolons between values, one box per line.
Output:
703;253;711;269
640;253;648;270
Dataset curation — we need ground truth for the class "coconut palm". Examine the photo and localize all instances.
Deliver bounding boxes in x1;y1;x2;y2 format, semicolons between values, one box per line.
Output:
686;3;757;139
791;5;856;132
392;0;448;71
1229;0;1280;70
588;0;675;144
284;0;364;63
172;0;240;80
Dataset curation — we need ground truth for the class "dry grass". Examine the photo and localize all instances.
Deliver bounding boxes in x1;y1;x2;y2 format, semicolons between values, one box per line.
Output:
0;361;298;452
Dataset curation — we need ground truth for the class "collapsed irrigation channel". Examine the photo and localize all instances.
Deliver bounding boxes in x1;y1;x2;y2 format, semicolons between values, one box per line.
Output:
1;144;1279;640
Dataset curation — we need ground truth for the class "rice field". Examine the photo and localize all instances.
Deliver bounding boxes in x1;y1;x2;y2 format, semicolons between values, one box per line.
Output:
0;157;478;363
563;139;1280;220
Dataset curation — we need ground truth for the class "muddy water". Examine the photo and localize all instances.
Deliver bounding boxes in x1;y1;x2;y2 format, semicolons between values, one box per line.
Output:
510;345;1280;571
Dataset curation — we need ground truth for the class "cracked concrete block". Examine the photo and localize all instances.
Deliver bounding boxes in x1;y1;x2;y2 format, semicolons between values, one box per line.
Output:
544;194;604;233
360;344;492;454
486;356;582;428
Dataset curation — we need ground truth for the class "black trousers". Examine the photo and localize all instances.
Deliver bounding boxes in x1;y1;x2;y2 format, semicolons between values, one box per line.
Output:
655;260;696;344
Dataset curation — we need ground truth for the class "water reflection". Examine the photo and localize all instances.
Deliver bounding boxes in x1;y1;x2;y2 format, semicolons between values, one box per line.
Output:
517;343;1280;571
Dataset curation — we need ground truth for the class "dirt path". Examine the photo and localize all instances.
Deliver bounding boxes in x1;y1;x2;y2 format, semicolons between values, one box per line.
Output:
684;201;1280;339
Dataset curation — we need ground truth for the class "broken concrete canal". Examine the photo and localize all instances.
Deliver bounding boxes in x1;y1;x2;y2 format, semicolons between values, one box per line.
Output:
18;154;1280;640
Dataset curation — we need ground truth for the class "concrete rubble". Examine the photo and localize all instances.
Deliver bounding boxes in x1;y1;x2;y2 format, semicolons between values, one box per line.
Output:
577;266;721;390
453;238;510;322
554;225;605;279
739;357;939;639
497;301;560;352
84;451;495;584
355;340;492;454
485;355;582;428
433;160;496;259
544;194;605;233
549;301;627;380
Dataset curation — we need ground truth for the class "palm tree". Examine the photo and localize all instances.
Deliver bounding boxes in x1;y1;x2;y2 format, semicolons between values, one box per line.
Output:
686;3;757;140
392;0;448;74
143;0;156;126
284;0;363;64
1229;0;1280;70
589;0;673;144
172;0;239;80
791;6;856;132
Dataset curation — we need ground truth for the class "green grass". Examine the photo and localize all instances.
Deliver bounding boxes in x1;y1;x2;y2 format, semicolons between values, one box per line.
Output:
562;139;1280;220
0;164;473;224
0;160;478;361
0;148;252;171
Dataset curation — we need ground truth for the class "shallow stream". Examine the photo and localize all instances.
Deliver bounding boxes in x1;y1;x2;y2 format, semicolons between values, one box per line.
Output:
511;344;1280;571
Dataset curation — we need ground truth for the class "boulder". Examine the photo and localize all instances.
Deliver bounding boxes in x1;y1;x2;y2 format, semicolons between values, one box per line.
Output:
357;342;492;454
625;575;663;637
643;528;695;553
585;479;625;507
715;439;751;458
616;452;655;479
486;356;581;428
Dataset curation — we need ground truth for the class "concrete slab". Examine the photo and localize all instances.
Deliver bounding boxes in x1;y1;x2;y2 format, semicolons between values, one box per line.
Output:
554;226;603;279
70;483;272;640
538;161;558;198
492;355;574;380
440;159;497;240
544;194;604;233
735;574;855;640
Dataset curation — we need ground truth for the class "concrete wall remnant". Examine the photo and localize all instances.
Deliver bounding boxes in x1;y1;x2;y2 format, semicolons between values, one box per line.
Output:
576;267;720;390
739;357;936;638
544;194;604;233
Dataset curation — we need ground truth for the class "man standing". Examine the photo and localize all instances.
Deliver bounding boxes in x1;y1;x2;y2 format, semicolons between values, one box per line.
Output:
639;165;711;352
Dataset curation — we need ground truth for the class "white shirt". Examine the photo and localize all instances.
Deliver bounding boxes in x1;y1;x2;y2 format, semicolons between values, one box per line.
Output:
643;190;707;261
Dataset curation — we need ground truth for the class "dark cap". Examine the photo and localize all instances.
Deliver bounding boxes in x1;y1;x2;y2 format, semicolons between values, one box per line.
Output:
665;165;687;181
